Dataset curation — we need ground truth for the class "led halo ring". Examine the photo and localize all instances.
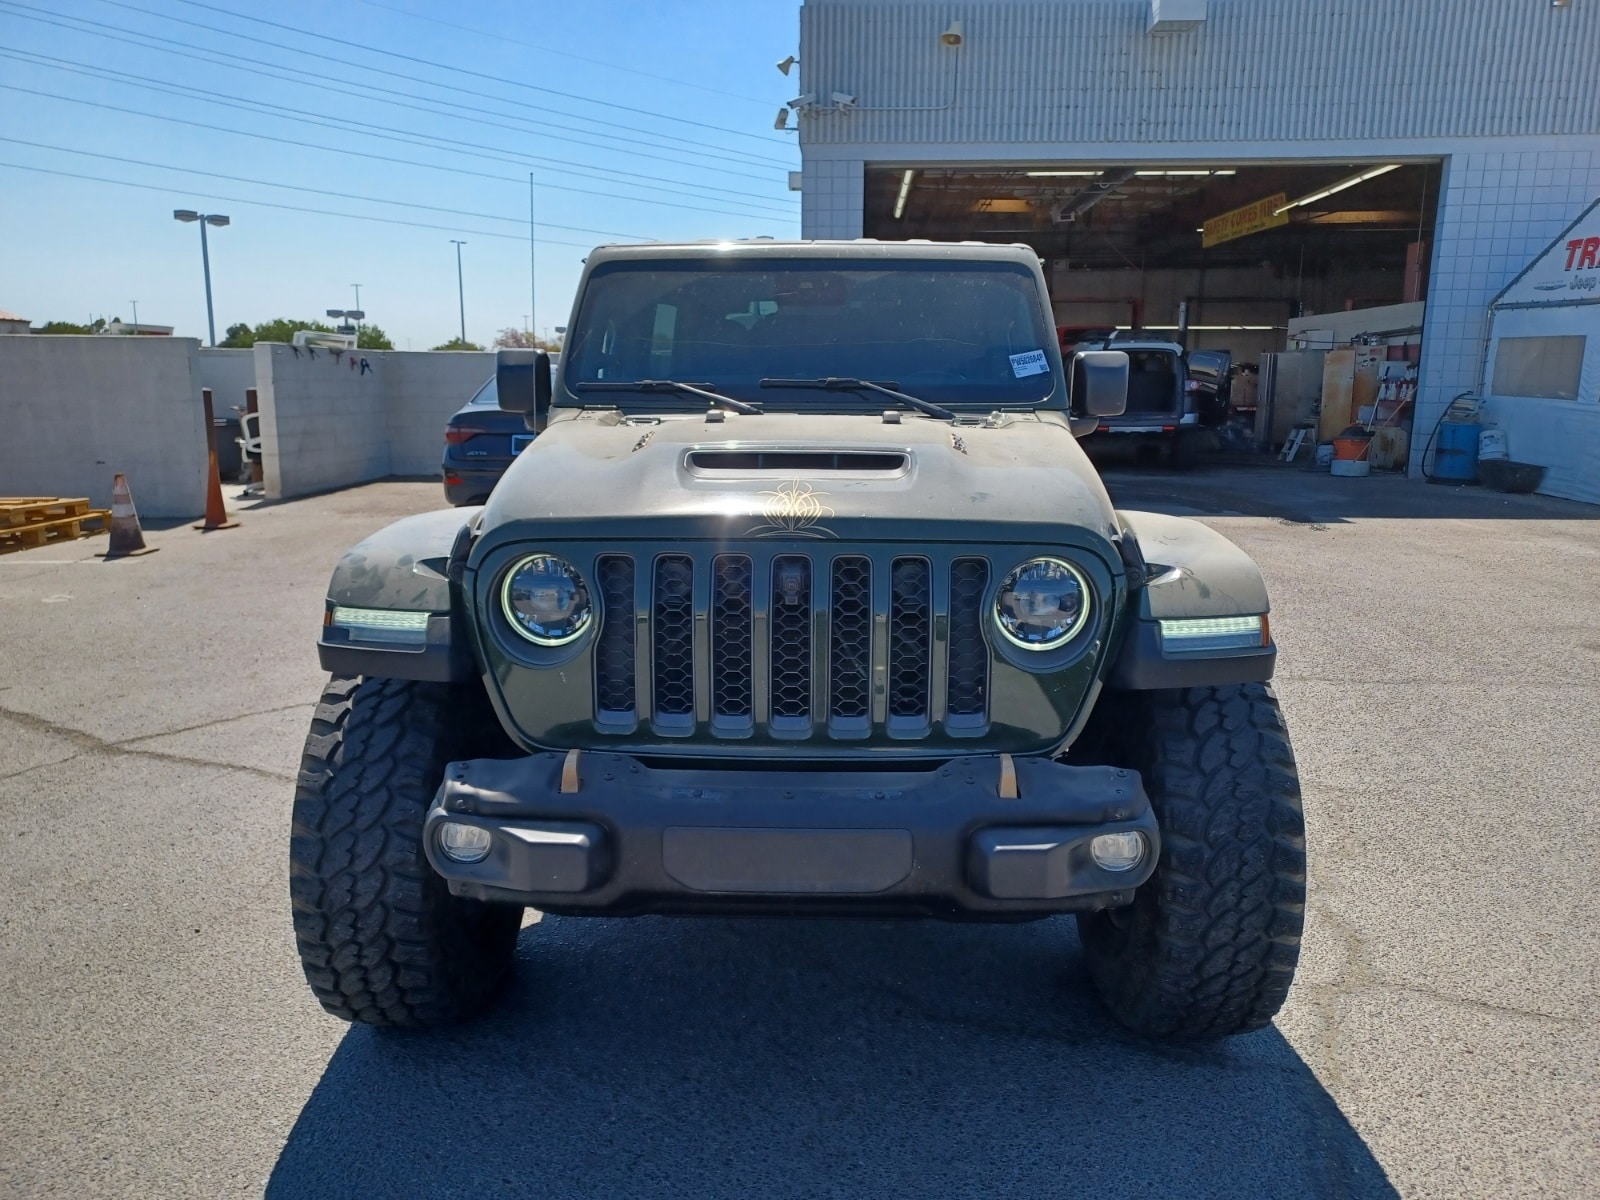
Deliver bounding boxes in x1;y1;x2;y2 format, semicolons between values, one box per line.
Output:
499;553;594;646
994;556;1094;651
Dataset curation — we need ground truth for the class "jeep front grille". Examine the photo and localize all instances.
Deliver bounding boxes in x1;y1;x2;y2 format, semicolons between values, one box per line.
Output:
592;549;994;741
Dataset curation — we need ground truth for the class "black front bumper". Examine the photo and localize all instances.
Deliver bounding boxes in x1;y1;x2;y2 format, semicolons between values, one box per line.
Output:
424;752;1158;918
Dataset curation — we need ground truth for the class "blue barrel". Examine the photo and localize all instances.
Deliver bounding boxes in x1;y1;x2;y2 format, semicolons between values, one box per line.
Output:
1433;421;1481;482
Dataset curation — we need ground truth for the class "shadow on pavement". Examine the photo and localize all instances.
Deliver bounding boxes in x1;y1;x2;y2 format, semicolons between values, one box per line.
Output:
1097;462;1598;524
268;916;1396;1200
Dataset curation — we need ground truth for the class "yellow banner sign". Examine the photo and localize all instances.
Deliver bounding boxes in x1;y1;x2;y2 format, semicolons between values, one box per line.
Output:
1203;194;1289;249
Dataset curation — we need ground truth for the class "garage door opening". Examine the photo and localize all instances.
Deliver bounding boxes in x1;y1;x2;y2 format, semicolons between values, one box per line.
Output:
866;161;1439;352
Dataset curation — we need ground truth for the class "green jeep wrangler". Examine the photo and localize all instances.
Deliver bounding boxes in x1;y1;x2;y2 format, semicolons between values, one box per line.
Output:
291;241;1304;1040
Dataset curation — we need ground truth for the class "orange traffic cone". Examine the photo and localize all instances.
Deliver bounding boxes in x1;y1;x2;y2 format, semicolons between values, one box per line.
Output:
102;473;158;558
194;387;239;532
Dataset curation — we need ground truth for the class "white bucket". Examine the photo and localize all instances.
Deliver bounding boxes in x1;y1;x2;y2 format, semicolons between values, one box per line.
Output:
1478;427;1509;462
1331;458;1371;478
1315;443;1335;467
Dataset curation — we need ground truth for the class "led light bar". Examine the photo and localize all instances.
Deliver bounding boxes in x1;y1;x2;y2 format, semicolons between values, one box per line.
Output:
330;606;431;645
1158;615;1265;653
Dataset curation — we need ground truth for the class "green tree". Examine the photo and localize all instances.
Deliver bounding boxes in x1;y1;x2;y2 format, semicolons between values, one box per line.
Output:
493;327;561;351
356;324;393;350
220;322;254;347
212;318;391;349
431;336;485;351
36;320;95;335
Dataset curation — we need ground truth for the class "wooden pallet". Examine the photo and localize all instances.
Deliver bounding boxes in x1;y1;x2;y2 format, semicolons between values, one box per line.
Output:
0;498;111;555
0;497;93;528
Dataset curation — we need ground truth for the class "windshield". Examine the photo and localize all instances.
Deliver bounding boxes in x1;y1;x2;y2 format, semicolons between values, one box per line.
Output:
560;258;1060;407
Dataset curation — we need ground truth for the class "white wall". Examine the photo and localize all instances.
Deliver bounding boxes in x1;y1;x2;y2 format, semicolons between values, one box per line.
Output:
384;351;493;475
0;336;208;518
253;346;492;498
192;348;257;415
254;343;390;498
1482;305;1600;506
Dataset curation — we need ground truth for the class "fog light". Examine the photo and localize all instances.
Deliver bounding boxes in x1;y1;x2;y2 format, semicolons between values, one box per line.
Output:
1090;831;1146;872
439;821;492;864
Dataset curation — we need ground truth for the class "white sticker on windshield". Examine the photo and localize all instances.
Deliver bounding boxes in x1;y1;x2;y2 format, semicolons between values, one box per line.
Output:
1009;349;1049;378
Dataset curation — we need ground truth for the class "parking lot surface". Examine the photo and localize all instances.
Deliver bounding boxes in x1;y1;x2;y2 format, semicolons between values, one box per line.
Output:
1;468;1596;1199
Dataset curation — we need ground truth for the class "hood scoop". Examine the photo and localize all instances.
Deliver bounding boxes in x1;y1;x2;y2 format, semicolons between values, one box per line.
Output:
687;450;909;475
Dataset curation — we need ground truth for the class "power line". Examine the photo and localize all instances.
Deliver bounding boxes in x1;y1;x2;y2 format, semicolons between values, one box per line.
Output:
0;47;797;212
0;2;796;175
349;0;774;107
0;83;801;225
0;135;651;239
107;0;789;148
0;160;636;248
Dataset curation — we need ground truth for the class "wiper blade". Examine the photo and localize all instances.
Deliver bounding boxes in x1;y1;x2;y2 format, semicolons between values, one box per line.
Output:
760;376;956;421
574;380;762;414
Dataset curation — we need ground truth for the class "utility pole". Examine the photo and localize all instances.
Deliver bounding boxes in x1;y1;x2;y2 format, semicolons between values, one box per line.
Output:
450;240;467;345
537;175;544;352
130;300;139;331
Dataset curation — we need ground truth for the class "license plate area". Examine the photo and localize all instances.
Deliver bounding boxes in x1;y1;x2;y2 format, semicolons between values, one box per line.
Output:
511;434;535;456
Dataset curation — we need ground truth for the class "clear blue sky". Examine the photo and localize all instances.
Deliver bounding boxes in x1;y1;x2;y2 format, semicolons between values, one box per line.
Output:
0;0;801;347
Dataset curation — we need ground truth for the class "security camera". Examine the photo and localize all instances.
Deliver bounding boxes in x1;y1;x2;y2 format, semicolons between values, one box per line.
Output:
774;107;789;130
831;91;857;109
788;93;816;110
941;19;964;46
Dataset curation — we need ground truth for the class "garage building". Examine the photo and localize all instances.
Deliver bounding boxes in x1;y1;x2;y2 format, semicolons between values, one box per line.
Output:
790;0;1600;482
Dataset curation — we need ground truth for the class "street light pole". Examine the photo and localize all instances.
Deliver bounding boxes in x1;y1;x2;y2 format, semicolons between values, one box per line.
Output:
351;284;362;340
173;209;230;346
450;240;467;345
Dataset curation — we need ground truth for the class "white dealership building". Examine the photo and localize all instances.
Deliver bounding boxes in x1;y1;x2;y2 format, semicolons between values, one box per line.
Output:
789;0;1600;498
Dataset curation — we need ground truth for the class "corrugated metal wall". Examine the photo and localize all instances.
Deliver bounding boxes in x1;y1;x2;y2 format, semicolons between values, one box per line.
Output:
799;0;1600;148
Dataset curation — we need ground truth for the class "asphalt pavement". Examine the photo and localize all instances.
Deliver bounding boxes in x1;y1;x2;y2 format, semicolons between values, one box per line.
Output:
1;467;1596;1199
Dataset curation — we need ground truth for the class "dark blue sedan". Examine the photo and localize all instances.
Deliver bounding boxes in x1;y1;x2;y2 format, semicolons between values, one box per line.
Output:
440;363;554;506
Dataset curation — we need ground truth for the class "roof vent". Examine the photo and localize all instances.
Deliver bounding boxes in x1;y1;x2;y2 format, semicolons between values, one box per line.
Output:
1148;0;1207;33
687;450;909;474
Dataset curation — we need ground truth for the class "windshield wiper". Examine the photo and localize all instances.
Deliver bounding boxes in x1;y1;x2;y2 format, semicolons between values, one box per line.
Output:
574;380;762;415
759;377;956;421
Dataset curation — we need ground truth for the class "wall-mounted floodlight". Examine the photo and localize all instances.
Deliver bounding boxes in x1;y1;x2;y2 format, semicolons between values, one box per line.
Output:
776;55;797;75
774;108;790;130
894;169;915;220
1273;164;1401;216
940;19;964;45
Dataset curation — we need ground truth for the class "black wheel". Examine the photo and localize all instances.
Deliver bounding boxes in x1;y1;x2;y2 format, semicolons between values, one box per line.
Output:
1077;684;1306;1039
1168;429;1202;470
289;676;523;1027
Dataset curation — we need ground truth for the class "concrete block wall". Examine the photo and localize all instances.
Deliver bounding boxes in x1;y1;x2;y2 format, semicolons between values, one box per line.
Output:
253;346;493;498
192;348;257;415
0;335;209;518
254;343;390;498
383;351;494;475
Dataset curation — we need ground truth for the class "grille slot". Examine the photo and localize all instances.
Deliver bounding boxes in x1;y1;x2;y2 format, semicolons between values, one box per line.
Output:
594;555;636;721
769;555;813;728
946;558;990;726
888;558;931;730
652;554;695;728
828;556;872;733
710;554;754;729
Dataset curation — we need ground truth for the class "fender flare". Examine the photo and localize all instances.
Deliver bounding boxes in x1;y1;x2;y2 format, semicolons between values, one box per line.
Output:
1108;510;1276;690
317;508;481;682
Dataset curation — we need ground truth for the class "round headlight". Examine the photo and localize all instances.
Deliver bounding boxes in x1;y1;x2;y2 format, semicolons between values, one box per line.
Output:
501;554;592;645
995;557;1091;649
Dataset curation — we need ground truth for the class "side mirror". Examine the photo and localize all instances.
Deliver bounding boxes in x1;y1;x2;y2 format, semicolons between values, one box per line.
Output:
1071;350;1129;419
497;349;552;432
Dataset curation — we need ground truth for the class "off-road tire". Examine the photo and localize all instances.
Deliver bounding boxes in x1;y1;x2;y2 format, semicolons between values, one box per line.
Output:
1077;684;1306;1039
290;675;522;1027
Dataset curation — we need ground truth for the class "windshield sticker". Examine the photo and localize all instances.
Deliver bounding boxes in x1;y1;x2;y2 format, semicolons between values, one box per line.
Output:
1009;349;1049;378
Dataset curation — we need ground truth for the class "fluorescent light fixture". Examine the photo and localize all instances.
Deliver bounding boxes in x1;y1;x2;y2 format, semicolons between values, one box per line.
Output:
330;606;431;645
1134;169;1237;177
1025;170;1102;177
893;169;915;219
1159;615;1265;653
1274;164;1401;216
